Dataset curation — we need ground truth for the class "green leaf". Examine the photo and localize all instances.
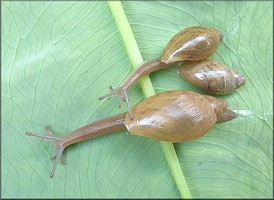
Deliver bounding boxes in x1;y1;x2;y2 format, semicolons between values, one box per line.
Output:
2;1;272;198
107;2;191;198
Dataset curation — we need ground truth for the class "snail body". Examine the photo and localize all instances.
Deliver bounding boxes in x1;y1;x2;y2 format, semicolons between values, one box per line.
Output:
125;90;236;142
99;26;223;118
26;90;237;177
161;27;222;63
179;59;246;94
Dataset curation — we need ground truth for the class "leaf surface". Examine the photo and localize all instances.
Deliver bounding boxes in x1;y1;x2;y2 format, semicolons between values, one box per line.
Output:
2;1;272;198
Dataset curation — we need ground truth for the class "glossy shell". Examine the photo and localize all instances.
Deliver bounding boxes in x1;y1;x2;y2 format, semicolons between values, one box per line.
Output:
125;90;218;142
160;26;222;64
179;59;246;95
203;95;237;122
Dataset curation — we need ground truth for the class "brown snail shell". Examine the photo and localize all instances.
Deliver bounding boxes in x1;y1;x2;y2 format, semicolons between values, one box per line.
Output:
99;26;224;117
179;59;246;95
161;26;223;64
125;90;236;143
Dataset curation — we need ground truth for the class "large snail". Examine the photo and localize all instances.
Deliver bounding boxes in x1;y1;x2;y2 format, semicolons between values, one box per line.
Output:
26;90;237;177
99;26;223;118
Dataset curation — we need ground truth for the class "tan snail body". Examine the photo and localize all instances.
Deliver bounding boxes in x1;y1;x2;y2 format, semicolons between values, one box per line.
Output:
125;90;236;142
26;90;237;177
99;26;223;118
179;59;246;94
161;27;222;63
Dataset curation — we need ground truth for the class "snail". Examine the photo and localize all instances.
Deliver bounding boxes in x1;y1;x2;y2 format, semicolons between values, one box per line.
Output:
99;26;223;119
179;59;246;94
26;90;237;177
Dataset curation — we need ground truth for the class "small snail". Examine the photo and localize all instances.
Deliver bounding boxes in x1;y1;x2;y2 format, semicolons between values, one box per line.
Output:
99;26;223;118
179;59;246;94
26;90;237;177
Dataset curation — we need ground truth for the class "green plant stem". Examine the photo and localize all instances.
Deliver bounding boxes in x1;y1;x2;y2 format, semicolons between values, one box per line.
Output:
107;1;192;199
